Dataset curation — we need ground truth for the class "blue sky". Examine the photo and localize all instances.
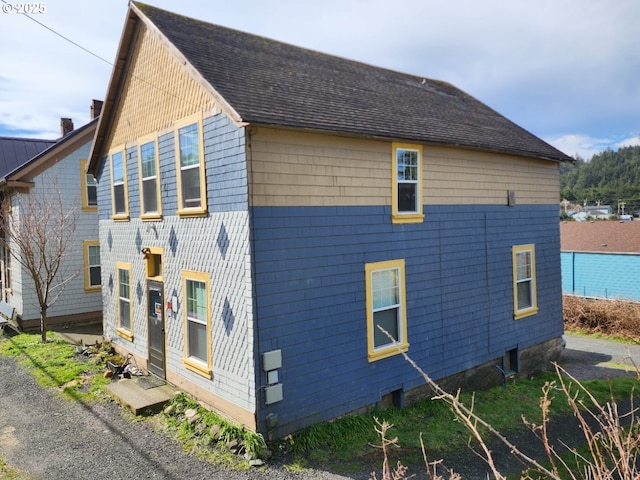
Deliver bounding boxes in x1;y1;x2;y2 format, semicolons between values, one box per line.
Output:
0;0;638;160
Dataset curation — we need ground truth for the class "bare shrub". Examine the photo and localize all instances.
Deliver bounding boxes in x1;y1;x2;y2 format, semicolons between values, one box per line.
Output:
563;295;640;342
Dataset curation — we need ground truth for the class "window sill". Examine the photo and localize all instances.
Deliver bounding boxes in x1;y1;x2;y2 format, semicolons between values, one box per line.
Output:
177;208;208;218
112;214;130;222
392;213;424;224
514;307;538;320
183;357;212;379
116;327;134;342
82;206;98;213
84;286;101;293
368;342;409;362
141;214;163;221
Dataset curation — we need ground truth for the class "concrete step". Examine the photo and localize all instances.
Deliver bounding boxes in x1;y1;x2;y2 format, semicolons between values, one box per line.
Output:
106;376;177;415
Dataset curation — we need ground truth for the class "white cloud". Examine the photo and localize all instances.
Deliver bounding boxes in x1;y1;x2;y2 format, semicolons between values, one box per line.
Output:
546;133;640;161
0;0;639;150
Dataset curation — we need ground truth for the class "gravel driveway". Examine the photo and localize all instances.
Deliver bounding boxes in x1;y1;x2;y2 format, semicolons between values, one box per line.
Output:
0;334;637;480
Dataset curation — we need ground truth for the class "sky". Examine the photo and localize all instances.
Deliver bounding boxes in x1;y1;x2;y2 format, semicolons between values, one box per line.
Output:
0;0;638;160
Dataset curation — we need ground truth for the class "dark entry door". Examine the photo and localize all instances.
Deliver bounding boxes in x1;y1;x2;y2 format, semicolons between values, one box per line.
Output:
147;280;166;378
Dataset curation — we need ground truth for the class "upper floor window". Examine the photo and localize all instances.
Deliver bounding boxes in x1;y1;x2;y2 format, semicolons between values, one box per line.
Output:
392;143;424;224
365;259;408;362
138;135;162;219
512;244;538;319
80;159;97;212
110;148;129;220
175;114;207;216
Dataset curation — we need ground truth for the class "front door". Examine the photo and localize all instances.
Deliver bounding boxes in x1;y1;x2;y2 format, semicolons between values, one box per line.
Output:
147;280;166;378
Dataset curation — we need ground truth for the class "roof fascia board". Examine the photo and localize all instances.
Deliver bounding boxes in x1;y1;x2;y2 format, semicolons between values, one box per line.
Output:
249;122;570;164
8;121;97;182
88;8;140;175
130;2;245;127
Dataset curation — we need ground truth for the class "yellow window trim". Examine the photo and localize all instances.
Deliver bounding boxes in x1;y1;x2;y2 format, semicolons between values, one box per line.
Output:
116;261;133;341
174;113;208;218
137;132;163;221
512;244;538;320
80;159;97;212
83;240;101;292
109;146;130;221
365;259;409;362
181;270;212;378
143;246;164;280
391;142;424;224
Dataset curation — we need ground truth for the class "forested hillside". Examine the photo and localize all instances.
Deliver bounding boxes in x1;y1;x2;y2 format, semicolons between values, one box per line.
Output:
560;145;640;214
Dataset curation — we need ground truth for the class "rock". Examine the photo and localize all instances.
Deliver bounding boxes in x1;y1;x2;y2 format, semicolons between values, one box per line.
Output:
209;424;221;440
163;405;175;416
249;459;264;467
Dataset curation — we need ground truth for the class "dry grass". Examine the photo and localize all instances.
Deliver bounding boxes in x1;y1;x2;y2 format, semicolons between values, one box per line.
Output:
563;295;640;343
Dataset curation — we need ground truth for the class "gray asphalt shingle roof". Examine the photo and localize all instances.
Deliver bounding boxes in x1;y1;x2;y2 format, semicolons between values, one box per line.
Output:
136;2;572;163
0;137;56;178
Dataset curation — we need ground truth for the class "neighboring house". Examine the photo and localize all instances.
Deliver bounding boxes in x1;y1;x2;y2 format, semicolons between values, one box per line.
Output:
580;205;613;220
561;221;640;301
0;108;103;330
87;3;573;437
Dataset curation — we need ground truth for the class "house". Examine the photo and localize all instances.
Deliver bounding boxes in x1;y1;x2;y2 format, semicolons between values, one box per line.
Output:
87;2;573;437
0;104;103;330
561;221;640;301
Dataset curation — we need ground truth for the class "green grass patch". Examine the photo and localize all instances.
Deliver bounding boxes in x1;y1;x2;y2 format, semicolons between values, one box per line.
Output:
0;454;31;480
288;373;639;473
0;331;109;401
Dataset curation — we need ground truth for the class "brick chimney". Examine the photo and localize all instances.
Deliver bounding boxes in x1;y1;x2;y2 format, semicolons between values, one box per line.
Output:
90;99;103;119
60;118;74;136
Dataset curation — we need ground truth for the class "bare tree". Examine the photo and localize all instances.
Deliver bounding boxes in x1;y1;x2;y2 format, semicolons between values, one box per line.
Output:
0;182;79;342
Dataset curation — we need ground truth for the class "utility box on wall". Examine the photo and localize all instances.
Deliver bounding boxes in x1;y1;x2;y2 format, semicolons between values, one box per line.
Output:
263;349;283;404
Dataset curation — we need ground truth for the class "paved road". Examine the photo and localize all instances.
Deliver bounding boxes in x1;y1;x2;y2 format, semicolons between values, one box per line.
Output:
561;334;640;380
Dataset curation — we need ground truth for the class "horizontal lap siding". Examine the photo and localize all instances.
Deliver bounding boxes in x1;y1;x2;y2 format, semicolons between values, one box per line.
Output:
253;204;562;436
249;129;560;208
561;252;640;300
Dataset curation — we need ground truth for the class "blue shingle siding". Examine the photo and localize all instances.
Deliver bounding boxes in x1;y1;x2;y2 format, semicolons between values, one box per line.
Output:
203;116;247;212
252;203;562;435
561;251;640;300
96;155;111;221
126;146;140;218
158;132;177;215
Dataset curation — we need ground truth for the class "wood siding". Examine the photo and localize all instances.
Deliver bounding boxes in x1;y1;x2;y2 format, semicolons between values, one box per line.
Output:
96;112;256;425
106;24;218;149
248;128;560;208
252;203;563;436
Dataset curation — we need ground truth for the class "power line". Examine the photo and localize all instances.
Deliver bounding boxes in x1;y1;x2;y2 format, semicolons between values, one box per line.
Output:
1;0;112;66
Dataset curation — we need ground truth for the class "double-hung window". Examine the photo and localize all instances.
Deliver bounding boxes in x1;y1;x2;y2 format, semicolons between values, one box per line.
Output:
83;241;101;291
175;114;207;216
182;271;211;377
138;135;162;219
80;159;97;212
116;262;133;340
512;245;538;319
365;259;408;361
392;143;424;223
110;148;129;220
